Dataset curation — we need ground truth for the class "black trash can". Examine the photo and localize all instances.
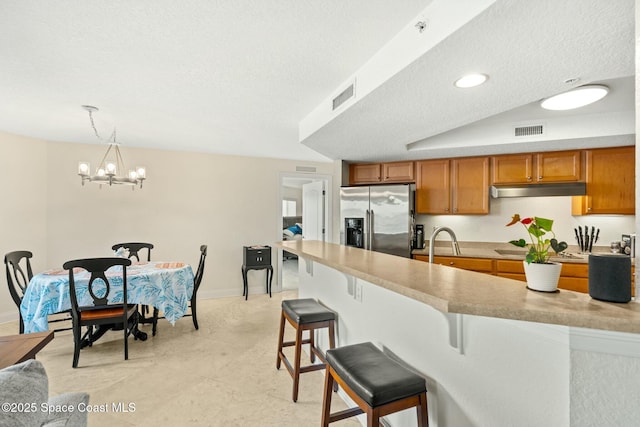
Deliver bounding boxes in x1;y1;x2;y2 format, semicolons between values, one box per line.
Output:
588;253;631;303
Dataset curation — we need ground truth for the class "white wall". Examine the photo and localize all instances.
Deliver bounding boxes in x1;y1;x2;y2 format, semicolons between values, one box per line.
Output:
299;259;572;426
0;130;340;323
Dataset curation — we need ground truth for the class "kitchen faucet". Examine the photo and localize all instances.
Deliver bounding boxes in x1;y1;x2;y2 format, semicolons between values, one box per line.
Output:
428;226;461;263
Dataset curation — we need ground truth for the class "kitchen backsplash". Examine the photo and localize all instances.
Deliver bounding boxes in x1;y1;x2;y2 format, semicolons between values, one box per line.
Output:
415;196;635;248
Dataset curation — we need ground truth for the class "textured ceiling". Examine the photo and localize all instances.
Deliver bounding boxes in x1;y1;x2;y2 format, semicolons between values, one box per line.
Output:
0;0;634;164
0;0;427;162
301;0;636;161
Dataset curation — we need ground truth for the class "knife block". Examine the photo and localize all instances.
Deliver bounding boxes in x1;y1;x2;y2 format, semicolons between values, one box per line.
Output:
588;254;631;303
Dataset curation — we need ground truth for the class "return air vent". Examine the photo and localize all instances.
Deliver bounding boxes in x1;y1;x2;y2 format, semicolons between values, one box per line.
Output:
514;124;544;137
332;81;355;111
296;166;316;173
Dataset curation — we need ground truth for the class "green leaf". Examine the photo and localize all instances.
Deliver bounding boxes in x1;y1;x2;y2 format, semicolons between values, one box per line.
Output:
551;238;567;253
535;217;554;232
509;239;527;248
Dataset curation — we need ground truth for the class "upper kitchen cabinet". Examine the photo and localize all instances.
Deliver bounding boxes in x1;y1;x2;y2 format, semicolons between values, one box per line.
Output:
491;150;581;184
572;146;635;215
416;157;489;215
349;161;414;185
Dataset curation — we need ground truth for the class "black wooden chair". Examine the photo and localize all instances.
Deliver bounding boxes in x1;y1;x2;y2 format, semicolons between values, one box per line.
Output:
111;242;154;262
63;257;140;368
4;250;71;334
152;245;207;336
111;242;154;324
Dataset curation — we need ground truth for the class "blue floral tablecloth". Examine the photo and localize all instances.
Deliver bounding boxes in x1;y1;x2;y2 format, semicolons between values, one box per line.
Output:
20;261;195;333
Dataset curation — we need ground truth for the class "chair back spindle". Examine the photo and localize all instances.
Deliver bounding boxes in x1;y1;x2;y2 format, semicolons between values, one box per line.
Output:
111;242;154;262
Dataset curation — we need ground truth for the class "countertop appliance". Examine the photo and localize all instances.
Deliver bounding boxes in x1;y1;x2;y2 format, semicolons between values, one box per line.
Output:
340;184;414;258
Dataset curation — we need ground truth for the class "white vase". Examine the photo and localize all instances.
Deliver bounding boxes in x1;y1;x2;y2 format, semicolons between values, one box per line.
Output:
522;261;562;292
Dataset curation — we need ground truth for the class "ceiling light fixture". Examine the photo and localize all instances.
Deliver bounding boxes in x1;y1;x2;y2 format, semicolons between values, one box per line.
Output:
540;84;609;111
454;73;488;88
77;105;146;189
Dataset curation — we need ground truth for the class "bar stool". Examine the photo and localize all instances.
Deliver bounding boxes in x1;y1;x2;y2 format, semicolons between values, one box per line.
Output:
321;342;428;427
276;298;336;402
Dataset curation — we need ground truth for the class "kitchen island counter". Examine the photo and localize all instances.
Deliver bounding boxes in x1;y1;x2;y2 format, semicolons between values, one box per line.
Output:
276;240;640;334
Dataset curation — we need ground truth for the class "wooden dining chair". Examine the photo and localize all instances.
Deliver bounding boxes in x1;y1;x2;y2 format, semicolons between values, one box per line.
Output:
111;242;154;323
111;242;154;262
151;245;207;336
4;250;71;334
63;257;140;368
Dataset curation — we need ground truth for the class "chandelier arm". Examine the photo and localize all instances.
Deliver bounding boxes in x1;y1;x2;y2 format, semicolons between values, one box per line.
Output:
96;144;114;172
115;145;127;175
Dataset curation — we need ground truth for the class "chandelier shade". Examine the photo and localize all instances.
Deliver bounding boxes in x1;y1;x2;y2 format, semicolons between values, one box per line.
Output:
77;105;146;189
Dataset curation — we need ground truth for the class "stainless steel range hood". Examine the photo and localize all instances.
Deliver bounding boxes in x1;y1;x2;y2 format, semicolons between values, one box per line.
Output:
490;182;586;198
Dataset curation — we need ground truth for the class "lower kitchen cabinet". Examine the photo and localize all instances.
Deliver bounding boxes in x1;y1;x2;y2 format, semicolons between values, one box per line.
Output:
415;255;634;295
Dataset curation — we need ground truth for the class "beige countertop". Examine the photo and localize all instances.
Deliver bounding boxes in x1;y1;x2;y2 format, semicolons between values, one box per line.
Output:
275;240;640;334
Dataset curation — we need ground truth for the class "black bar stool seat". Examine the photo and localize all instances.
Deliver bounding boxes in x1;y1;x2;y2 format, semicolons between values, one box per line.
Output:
276;298;336;402
282;298;336;324
322;342;428;426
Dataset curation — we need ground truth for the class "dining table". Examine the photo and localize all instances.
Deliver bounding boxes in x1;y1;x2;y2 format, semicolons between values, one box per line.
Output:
20;261;195;334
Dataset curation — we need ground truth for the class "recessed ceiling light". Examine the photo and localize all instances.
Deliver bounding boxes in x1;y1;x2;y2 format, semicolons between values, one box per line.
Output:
454;73;488;88
540;85;609;110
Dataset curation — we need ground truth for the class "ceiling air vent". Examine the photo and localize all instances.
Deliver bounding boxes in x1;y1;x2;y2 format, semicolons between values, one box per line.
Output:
296;166;316;173
514;124;544;137
332;82;355;111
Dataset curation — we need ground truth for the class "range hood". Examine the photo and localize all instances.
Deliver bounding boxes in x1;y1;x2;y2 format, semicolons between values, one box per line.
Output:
490;182;586;198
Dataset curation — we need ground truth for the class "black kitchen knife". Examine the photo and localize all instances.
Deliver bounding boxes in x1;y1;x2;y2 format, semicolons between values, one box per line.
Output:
574;228;580;248
584;226;589;253
578;226;584;252
589;226;595;252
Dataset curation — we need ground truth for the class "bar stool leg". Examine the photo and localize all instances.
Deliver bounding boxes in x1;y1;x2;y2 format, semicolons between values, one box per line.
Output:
321;368;334;427
368;407;379;427
292;325;304;402
309;329;316;363
276;311;285;369
417;393;429;426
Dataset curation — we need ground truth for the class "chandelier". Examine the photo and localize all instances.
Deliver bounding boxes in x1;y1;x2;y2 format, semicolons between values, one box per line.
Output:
77;105;146;189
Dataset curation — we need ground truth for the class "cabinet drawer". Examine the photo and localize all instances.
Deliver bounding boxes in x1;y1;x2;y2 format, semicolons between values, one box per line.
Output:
432;256;494;272
495;259;525;274
243;246;271;267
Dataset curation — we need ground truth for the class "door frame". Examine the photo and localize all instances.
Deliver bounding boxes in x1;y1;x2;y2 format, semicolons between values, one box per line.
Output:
276;171;333;293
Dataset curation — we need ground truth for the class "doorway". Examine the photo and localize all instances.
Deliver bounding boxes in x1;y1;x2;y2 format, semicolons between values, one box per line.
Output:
277;172;332;292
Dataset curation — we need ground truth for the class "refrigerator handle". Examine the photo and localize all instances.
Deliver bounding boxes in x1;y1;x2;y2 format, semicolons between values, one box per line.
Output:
365;209;370;250
369;210;374;251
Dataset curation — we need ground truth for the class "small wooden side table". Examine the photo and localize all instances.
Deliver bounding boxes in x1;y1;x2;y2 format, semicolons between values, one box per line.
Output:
242;245;273;300
0;331;54;369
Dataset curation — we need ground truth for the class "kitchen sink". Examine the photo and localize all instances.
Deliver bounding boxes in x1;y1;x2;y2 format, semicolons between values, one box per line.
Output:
494;249;528;257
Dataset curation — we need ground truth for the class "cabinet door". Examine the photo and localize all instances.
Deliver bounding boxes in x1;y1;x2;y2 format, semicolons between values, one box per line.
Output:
383;161;414;183
349;163;381;185
535;150;581;182
452;157;489;214
491;154;534;184
572;146;635;215
416;159;450;214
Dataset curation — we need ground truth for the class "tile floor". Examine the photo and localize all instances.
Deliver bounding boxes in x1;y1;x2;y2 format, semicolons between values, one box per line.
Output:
0;291;359;426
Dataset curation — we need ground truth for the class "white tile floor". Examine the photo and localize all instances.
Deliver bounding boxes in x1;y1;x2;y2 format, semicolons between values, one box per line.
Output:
0;291;359;426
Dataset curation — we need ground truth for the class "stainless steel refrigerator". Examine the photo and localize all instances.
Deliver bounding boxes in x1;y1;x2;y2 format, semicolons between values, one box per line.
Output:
340;184;414;258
